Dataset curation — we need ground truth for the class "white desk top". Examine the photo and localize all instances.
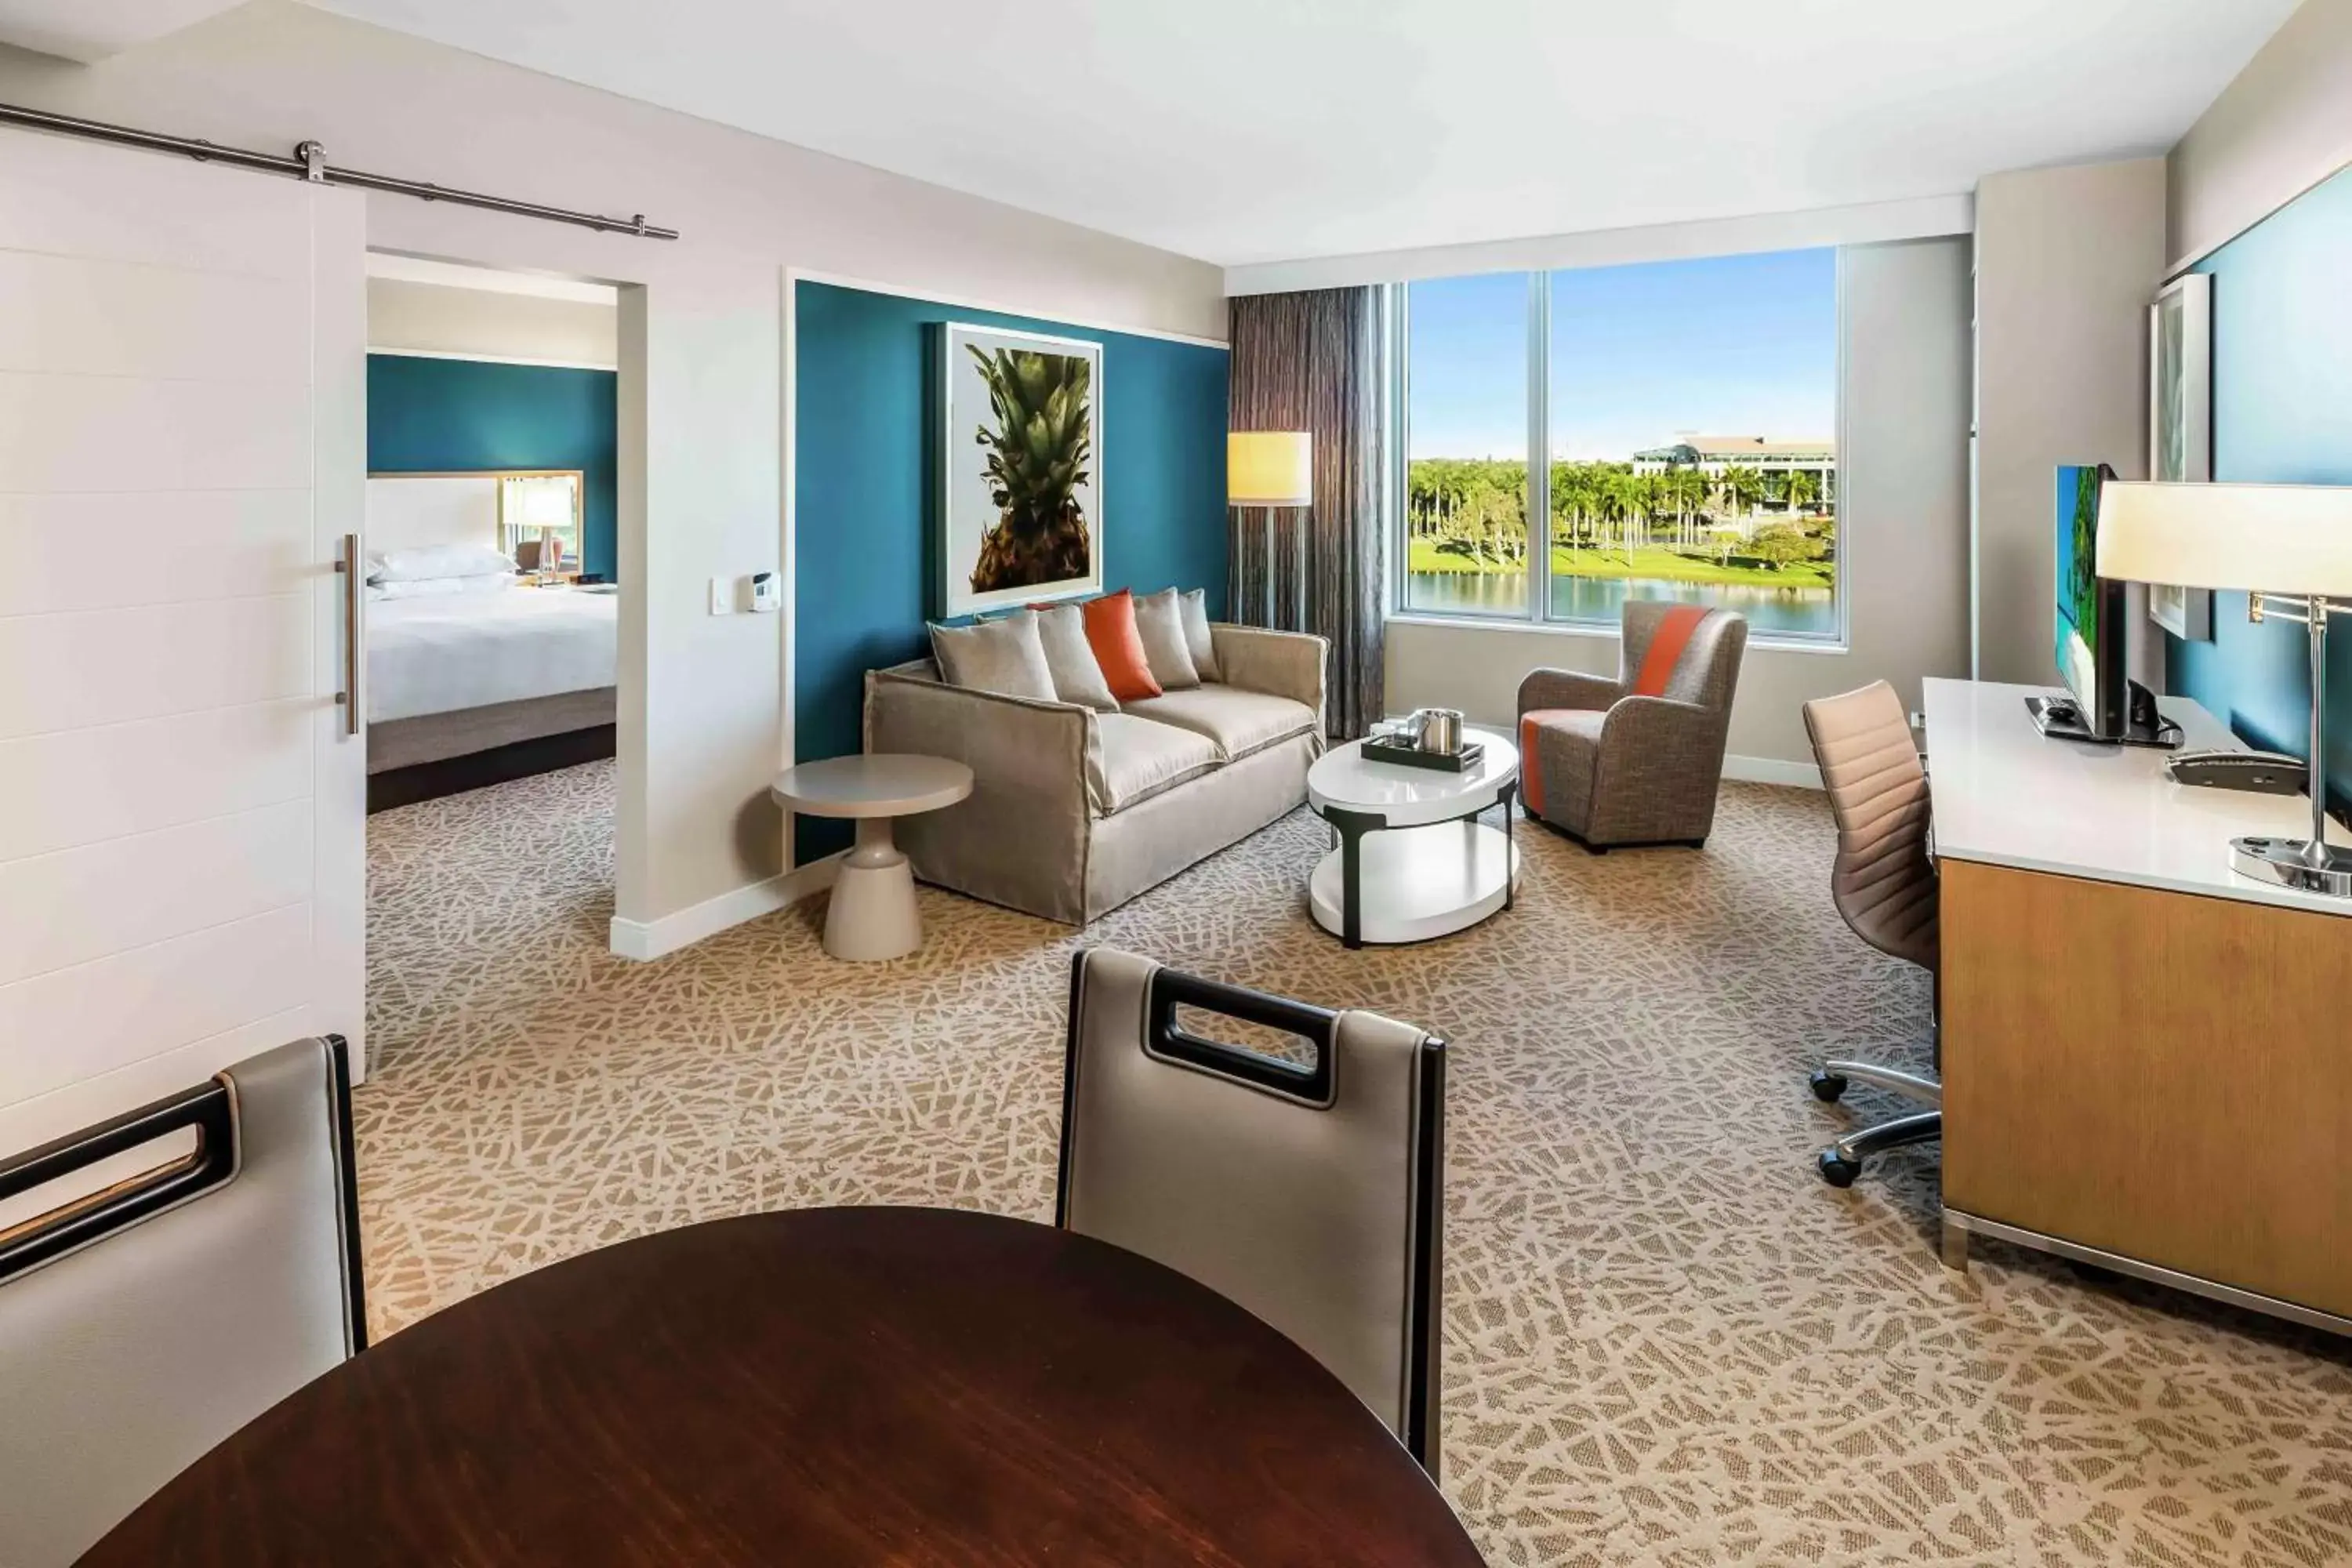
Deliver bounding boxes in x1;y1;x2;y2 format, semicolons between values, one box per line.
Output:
1922;678;2351;918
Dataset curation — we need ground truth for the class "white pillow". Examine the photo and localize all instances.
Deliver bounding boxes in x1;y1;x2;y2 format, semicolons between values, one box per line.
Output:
369;572;515;601
1031;602;1119;712
369;543;515;584
929;610;1058;702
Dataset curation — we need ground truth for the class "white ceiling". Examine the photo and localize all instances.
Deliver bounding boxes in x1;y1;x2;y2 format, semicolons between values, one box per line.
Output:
316;2;2288;263
0;0;242;62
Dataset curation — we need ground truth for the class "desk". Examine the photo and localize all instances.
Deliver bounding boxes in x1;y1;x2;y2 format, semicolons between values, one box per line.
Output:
78;1207;1484;1567
1925;679;2352;1333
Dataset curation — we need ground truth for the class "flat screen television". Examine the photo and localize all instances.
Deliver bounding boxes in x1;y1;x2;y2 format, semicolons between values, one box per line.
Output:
2053;462;2130;738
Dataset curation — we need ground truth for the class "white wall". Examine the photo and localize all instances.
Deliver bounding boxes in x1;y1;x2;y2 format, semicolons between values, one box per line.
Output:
366;277;617;367
2169;0;2352;273
0;1;1225;946
1386;237;1973;777
1971;158;2167;688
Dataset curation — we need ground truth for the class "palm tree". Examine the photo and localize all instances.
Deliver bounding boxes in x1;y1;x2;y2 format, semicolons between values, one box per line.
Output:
1720;466;1766;532
1671;467;1709;550
1783;469;1820;517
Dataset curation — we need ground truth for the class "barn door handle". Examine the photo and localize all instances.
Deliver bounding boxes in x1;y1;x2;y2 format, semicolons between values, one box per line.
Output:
336;532;361;736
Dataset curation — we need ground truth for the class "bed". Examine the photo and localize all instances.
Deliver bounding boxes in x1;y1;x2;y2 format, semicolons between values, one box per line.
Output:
365;473;617;779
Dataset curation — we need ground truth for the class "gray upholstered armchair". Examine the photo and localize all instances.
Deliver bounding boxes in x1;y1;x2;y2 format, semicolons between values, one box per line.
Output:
1515;601;1748;851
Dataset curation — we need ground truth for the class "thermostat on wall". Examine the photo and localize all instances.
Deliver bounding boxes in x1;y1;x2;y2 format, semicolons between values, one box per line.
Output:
750;571;779;613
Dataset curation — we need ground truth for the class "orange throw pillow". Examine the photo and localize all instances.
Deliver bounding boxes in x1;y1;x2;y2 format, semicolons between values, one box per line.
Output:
1080;590;1163;702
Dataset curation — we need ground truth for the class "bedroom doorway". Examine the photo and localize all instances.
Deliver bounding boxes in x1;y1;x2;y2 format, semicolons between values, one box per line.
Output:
361;252;624;814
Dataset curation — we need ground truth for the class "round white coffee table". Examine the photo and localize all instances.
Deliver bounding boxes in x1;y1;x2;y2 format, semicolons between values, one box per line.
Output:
1305;727;1520;949
771;754;973;961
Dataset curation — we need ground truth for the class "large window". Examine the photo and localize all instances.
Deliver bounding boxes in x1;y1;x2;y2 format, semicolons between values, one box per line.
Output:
1401;273;1531;616
1399;249;1840;641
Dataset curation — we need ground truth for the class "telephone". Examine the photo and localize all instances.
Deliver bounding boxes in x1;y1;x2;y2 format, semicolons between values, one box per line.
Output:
2166;748;2306;795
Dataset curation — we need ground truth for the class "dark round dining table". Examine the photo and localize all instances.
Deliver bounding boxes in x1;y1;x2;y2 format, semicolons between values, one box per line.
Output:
80;1206;1487;1566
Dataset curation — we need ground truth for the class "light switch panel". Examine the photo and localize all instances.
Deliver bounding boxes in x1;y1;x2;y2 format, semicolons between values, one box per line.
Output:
709;576;732;615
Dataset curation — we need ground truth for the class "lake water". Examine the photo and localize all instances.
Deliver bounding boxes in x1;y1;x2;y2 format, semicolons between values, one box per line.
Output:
1404;572;1837;637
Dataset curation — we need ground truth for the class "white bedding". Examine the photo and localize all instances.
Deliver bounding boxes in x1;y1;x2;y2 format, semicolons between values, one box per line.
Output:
368;586;618;724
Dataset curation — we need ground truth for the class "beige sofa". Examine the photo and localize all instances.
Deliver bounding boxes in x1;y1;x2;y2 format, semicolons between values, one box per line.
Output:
864;624;1327;924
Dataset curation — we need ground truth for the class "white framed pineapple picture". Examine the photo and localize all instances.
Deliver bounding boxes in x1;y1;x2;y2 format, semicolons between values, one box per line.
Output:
938;323;1105;619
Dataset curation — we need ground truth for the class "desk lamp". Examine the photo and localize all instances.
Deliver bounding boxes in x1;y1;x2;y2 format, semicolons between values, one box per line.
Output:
2098;478;2352;898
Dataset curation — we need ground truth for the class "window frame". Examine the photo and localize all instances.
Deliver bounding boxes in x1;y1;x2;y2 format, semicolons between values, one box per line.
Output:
1387;256;1851;653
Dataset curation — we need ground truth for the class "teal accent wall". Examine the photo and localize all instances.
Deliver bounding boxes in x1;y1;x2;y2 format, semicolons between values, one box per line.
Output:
2165;165;2352;822
366;355;619;580
792;280;1229;862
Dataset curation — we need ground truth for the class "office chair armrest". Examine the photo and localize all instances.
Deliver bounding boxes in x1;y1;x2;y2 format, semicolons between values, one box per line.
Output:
1518;667;1621;716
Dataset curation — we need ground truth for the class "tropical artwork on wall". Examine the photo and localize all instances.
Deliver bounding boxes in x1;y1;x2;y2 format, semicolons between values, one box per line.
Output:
2148;273;2213;640
938;324;1104;617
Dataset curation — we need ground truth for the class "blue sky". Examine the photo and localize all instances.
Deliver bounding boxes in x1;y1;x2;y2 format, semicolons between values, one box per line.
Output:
1406;248;1838;461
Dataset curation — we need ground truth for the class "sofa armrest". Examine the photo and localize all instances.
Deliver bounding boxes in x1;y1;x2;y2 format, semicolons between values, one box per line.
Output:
1210;624;1327;732
863;665;1095;822
1519;667;1621;716
864;666;1093;789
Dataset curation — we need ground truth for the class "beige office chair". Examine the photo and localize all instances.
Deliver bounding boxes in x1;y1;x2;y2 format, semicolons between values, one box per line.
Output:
0;1037;366;1566
1800;682;1941;1188
1057;948;1446;1472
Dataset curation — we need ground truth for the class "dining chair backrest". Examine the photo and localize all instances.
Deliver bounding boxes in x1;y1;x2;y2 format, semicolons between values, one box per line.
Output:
1056;947;1446;1472
0;1036;366;1567
1802;681;1940;973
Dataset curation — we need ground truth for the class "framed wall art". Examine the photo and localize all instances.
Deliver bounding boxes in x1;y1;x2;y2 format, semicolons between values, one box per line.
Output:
938;323;1104;618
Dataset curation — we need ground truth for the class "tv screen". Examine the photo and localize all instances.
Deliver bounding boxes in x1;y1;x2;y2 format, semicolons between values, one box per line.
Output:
2053;462;2125;735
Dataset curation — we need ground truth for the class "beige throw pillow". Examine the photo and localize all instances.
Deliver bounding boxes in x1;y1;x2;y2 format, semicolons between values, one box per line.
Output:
929;610;1058;702
1033;601;1119;711
1179;588;1220;682
1133;587;1201;691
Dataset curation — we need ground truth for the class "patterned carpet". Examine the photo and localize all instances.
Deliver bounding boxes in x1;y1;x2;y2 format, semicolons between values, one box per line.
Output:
359;761;2352;1567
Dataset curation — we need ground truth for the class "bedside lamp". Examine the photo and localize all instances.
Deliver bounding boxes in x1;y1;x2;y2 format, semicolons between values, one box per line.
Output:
1229;431;1312;630
2098;478;2352;897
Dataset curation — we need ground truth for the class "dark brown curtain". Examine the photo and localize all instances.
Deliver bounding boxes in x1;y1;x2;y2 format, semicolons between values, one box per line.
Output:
1229;286;1385;739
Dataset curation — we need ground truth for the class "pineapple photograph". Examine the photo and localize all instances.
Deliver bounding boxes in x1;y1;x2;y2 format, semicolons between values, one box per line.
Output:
939;324;1104;617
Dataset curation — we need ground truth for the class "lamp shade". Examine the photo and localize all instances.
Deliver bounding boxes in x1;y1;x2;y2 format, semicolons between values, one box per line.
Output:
2097;479;2352;595
1229;431;1312;507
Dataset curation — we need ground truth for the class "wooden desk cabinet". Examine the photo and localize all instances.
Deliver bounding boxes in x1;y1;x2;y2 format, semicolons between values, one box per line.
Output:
1925;679;2352;1333
1940;858;2352;1321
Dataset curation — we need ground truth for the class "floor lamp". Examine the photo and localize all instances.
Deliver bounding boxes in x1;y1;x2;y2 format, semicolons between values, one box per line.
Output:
2099;477;2352;898
1228;431;1312;630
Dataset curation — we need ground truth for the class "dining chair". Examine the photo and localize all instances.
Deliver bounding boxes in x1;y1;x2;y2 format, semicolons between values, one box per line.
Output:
1800;681;1942;1187
1055;947;1447;1473
0;1036;367;1568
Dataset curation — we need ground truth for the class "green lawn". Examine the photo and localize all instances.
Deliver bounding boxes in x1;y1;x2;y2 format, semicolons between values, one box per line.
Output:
1407;538;1833;590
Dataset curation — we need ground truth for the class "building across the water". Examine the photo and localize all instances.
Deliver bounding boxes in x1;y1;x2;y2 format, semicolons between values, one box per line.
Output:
1631;435;1836;514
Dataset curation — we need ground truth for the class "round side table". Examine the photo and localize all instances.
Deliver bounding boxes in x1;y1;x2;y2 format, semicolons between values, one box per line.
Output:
771;754;972;960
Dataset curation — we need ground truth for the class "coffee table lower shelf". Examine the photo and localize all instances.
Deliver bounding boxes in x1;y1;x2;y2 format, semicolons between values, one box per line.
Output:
1308;820;1520;946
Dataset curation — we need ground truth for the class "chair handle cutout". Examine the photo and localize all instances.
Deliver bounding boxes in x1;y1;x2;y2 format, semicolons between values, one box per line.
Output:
0;1080;238;1285
1146;968;1338;1105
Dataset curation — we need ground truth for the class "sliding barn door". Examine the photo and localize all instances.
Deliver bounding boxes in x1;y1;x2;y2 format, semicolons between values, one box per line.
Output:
0;129;367;1155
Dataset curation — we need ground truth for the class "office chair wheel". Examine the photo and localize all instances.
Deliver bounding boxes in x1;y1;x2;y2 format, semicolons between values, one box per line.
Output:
1817;1149;1861;1188
1809;1069;1849;1103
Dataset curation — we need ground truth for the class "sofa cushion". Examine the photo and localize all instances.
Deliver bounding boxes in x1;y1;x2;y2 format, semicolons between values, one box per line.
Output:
1123;684;1316;762
930;611;1057;702
1081;590;1163;702
1178;589;1219;682
1029;601;1120;712
1133;587;1201;690
1088;713;1222;816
